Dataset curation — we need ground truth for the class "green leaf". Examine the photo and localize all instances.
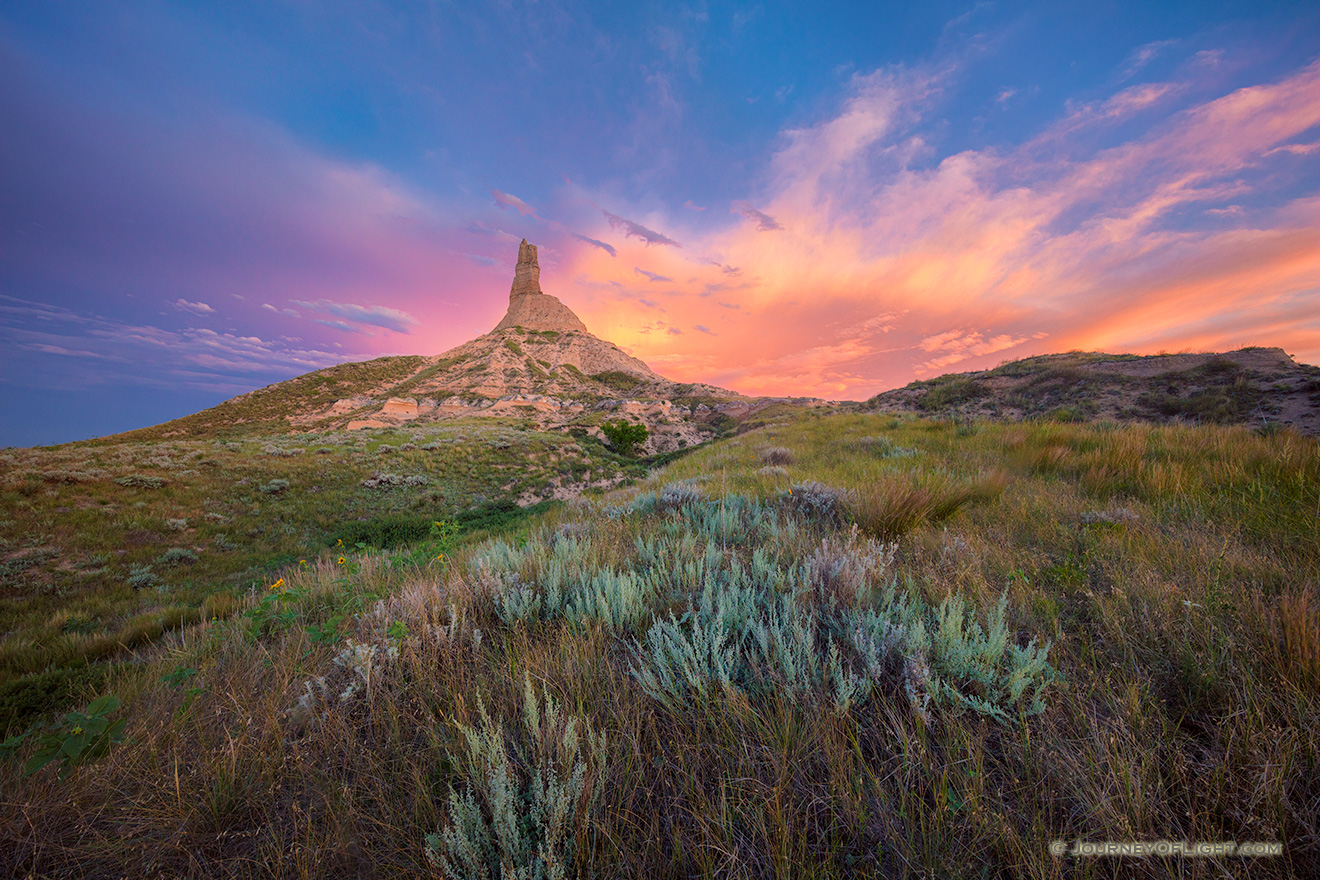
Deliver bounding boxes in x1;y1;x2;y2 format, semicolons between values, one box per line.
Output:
86;694;120;716
24;747;60;776
60;732;87;758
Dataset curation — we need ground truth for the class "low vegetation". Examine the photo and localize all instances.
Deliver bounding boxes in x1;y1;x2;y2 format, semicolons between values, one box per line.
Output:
0;421;647;729
1;411;1317;877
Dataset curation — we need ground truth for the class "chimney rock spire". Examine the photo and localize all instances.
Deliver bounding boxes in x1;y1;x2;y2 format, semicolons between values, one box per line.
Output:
492;240;588;334
510;239;541;299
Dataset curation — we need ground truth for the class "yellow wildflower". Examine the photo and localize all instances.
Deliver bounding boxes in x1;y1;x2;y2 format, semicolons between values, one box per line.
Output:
269;578;285;591
338;556;347;565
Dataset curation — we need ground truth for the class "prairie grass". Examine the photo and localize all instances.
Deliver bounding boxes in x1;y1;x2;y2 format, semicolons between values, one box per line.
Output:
0;423;645;727
0;412;1317;877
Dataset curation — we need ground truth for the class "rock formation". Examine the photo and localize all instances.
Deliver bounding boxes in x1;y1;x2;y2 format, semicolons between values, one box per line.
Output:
492;240;589;334
159;237;791;451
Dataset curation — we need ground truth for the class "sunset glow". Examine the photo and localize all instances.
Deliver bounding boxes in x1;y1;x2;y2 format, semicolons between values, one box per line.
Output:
2;2;1318;444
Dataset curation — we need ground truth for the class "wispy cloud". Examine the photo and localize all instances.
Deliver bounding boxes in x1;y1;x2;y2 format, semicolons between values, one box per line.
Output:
572;233;617;256
293;300;419;333
491;188;540;217
600;208;681;247
634;267;673;282
731;201;783;231
173;298;214;315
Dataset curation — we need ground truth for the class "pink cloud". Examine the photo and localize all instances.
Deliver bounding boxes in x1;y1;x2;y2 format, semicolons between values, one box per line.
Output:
491;189;540;217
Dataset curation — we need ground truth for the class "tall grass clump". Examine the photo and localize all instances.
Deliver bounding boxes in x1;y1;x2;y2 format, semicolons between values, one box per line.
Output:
847;470;1007;540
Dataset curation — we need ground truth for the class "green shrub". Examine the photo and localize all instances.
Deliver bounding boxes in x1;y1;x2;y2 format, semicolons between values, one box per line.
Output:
157;547;198;566
333;514;436;549
601;420;648;456
456;498;557;534
126;564;159;590
919;378;987;411
259;479;290;494
0;665;111;735
114;474;166;489
591;370;645;393
0;693;126;780
359;473;429;489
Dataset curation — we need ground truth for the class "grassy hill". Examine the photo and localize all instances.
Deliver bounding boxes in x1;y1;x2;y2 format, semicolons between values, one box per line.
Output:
0;419;654;724
2;410;1316;877
864;347;1320;435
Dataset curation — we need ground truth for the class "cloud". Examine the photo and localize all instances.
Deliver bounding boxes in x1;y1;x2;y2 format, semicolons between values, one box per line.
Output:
915;329;1035;372
683;200;707;211
694;324;716;335
666;326;682;335
173;298;214;315
1121;39;1178;79
600;208;681;247
563;54;1320;400
0;292;352;393
293;300;419;333
1264;141;1320;157
634;267;673;283
731;201;783;231
491;189;540;217
572;233;617;256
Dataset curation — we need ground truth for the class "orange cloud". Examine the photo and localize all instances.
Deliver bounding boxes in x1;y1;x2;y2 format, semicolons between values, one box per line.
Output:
557;58;1320;399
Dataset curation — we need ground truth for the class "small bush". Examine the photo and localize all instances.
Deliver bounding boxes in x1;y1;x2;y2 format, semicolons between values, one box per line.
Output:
456;498;556;534
360;473;429;489
259;479;290;495
761;446;794;465
165;518;188;531
853;436;919;458
425;675;608;879
919;378;987;411
126;564;159;590
0;665;111;735
333;514;436;550
261;445;304;457
157;548;198;566
781;481;850;525
848;472;1006;540
113;474;166;489
592;370;645;393
658;481;705;510
601;420;648;457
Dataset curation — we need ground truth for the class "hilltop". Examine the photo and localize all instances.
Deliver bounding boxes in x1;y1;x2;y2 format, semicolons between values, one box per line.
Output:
863;346;1320;435
116;240;824;453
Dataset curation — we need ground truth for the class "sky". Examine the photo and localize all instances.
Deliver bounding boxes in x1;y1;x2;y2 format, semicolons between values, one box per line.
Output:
2;1;1319;447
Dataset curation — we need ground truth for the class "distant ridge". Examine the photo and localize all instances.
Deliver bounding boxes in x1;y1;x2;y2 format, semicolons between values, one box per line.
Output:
861;347;1320;435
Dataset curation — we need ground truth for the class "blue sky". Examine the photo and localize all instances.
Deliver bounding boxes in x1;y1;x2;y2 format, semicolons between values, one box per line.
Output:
2;1;1319;446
